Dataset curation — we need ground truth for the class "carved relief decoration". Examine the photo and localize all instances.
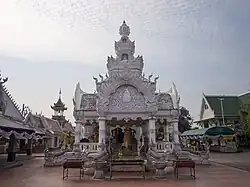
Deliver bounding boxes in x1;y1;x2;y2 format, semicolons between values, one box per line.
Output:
80;94;97;110
108;85;146;113
96;74;156;103
156;93;174;110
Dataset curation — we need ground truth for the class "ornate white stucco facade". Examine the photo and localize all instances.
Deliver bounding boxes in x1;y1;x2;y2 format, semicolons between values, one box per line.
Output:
72;21;181;153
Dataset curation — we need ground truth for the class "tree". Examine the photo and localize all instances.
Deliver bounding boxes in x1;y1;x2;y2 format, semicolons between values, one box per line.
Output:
239;104;250;136
245;110;250;135
60;132;74;150
178;107;192;133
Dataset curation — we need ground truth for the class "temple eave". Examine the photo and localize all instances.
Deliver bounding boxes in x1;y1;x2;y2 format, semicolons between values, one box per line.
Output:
51;105;67;111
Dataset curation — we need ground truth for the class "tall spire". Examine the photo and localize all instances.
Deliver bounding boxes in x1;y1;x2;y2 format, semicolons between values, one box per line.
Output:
59;88;62;99
51;89;67;114
106;20;143;77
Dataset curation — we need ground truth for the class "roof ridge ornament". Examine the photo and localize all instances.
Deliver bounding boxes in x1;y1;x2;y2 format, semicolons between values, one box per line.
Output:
119;20;130;37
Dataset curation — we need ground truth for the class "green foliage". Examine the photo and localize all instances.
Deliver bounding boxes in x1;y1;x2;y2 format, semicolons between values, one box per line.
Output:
59;132;75;150
245;110;250;135
239;102;250;135
178;107;192;133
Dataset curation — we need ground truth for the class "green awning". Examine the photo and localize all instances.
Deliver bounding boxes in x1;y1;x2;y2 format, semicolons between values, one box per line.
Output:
205;127;235;136
181;127;235;137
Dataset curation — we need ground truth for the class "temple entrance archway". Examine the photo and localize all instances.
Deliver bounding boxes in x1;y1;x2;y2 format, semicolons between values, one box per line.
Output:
107;118;146;157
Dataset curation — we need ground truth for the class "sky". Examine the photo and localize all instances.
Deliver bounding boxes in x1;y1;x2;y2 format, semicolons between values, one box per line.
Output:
0;0;250;123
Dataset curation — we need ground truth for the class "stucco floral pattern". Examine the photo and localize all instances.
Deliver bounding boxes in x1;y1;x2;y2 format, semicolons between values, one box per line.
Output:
108;85;146;112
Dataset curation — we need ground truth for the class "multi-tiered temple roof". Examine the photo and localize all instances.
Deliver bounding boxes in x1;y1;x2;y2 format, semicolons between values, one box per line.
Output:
73;21;180;122
51;89;67;112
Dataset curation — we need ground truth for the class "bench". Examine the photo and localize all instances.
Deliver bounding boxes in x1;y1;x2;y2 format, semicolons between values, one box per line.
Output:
62;159;84;180
173;160;195;180
109;159;146;179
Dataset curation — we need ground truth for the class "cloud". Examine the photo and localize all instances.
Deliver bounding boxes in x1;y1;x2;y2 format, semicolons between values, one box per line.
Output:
1;0;250;122
0;1;116;64
0;0;222;65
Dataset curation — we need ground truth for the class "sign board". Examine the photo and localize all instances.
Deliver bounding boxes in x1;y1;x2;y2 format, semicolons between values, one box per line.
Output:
223;135;233;140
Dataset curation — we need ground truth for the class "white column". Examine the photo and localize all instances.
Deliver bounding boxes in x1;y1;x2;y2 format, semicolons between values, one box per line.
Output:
138;126;142;143
148;117;156;145
136;126;142;153
171;119;179;143
82;125;87;139
98;117;106;144
74;120;82;144
165;124;170;141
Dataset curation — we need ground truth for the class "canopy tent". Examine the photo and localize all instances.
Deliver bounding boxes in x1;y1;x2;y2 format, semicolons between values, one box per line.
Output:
181;127;235;137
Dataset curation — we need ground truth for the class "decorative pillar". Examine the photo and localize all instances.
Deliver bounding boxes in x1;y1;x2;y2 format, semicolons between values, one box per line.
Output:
136;126;142;154
171;119;181;152
165;124;170;142
73;120;82;151
138;126;142;142
82;124;89;139
98;117;106;146
171;119;179;144
148;117;156;145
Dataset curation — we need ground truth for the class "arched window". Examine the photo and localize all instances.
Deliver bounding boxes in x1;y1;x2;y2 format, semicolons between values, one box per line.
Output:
121;53;128;60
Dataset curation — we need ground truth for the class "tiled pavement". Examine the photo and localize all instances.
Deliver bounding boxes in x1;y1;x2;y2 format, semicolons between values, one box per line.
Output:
0;158;250;187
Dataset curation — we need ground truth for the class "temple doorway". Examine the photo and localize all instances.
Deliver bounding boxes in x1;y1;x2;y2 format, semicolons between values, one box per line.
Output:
112;127;124;144
110;124;138;156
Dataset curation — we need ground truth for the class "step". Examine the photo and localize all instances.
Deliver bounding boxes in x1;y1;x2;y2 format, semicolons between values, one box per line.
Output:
111;165;145;172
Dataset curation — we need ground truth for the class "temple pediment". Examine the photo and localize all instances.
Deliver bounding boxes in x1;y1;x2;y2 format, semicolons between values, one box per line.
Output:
108;85;147;113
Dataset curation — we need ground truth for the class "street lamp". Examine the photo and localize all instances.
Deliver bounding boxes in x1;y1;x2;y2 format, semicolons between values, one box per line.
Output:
218;98;225;126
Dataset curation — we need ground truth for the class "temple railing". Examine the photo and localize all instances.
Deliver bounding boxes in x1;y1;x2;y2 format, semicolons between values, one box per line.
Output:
156;141;174;153
79;143;99;153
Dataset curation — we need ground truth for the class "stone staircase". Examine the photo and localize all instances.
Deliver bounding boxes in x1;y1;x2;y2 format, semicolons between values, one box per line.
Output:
111;164;144;172
110;157;146;175
109;143;144;172
111;143;138;157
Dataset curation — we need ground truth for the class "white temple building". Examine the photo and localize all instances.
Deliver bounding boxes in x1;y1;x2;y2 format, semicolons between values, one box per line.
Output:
72;21;181;155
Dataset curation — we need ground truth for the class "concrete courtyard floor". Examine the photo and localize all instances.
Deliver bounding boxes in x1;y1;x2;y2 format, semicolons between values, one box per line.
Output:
0;157;250;187
210;150;250;172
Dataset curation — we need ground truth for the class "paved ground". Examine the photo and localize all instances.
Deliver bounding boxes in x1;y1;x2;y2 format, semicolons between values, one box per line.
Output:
0;158;250;187
0;153;44;170
210;150;250;171
0;154;34;169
